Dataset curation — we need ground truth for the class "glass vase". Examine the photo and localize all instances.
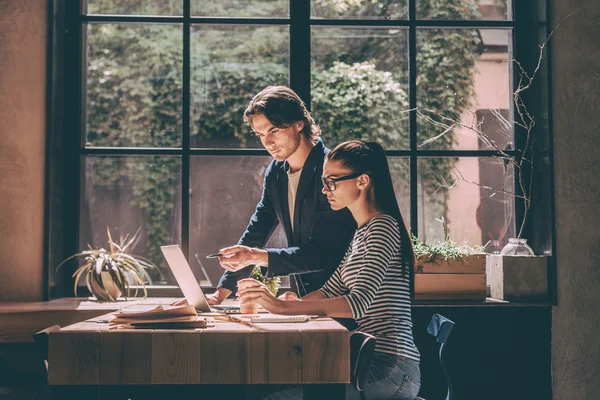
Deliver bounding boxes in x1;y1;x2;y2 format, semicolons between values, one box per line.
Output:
484;240;503;254
500;238;534;256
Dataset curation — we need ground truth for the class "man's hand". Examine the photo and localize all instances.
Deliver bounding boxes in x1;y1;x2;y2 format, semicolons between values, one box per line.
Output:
171;288;231;306
205;288;232;305
170;298;188;306
278;291;299;301
218;245;268;272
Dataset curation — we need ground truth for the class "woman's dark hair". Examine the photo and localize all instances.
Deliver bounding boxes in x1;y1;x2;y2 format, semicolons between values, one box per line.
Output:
244;86;321;142
327;140;416;272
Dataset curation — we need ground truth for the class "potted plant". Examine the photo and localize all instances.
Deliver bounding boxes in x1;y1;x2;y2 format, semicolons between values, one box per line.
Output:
415;23;572;301
57;228;155;302
413;217;486;300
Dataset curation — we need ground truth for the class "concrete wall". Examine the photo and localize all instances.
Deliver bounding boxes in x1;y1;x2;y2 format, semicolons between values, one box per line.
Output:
0;0;47;301
551;0;600;399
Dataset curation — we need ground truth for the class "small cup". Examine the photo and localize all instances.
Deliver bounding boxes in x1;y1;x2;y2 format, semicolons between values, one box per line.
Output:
237;280;260;314
239;301;259;314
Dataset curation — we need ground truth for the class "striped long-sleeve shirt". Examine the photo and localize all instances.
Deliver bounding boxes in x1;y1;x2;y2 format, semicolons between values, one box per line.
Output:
318;214;420;362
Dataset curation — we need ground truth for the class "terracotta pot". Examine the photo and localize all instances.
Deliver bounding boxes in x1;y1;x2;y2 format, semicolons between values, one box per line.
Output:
89;271;122;301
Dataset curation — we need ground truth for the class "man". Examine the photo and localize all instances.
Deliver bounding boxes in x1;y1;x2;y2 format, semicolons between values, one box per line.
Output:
206;86;356;304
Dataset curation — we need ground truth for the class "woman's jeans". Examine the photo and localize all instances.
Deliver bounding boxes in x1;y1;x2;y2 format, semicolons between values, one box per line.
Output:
248;351;421;400
359;352;421;400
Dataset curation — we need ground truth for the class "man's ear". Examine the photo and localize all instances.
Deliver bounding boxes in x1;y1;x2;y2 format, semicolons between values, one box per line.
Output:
296;121;305;132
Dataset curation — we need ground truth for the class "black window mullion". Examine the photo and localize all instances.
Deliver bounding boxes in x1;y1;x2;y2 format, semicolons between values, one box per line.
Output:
309;19;512;28
57;0;84;297
289;0;311;108
408;0;418;240
81;15;292;25
544;0;557;304
182;0;191;260
393;150;518;157
512;0;534;243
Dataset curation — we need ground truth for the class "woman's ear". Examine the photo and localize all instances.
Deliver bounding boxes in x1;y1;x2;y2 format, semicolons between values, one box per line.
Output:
357;174;371;190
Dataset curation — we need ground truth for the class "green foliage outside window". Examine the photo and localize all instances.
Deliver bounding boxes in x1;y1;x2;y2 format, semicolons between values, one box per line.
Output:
84;0;488;273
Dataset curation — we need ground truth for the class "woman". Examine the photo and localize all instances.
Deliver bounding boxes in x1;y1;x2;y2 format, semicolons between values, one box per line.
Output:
238;140;421;400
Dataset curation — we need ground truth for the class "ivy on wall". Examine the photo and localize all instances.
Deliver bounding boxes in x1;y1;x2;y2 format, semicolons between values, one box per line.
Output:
84;0;486;271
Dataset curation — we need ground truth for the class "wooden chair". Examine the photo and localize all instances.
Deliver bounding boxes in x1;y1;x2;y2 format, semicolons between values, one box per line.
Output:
416;313;455;400
350;331;377;400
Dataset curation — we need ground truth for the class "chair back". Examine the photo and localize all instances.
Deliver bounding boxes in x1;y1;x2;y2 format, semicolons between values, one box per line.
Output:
426;314;455;400
350;331;377;394
33;325;61;373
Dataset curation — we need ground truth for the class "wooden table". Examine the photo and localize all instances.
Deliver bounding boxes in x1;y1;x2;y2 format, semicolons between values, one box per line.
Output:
48;311;350;399
0;297;186;343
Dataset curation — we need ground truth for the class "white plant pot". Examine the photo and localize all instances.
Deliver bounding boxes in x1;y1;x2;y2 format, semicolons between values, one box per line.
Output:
89;271;122;301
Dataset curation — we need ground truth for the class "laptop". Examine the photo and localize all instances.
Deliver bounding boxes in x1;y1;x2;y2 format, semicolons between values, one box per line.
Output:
160;244;240;313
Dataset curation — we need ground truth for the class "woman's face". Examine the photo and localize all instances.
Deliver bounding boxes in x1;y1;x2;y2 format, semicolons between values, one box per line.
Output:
321;159;363;211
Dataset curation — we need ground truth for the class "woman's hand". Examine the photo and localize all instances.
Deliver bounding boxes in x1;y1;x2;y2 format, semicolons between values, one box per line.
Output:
236;278;284;314
278;291;299;301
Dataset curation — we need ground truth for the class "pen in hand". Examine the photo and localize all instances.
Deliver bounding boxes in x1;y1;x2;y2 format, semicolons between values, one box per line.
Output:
206;253;223;259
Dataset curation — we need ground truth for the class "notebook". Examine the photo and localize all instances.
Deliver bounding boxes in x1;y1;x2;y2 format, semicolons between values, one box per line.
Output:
128;319;209;329
230;314;316;323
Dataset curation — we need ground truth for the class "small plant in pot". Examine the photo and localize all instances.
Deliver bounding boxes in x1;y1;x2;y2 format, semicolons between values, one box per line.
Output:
412;217;487;300
412;217;486;271
57;228;155;302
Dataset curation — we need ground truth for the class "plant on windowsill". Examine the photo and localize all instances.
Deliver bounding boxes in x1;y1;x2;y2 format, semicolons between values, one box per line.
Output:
412;9;580;301
416;11;576;258
56;227;156;302
412;217;487;300
250;265;280;297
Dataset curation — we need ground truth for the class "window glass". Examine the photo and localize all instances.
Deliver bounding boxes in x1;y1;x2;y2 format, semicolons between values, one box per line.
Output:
312;27;410;149
86;23;183;148
191;25;289;148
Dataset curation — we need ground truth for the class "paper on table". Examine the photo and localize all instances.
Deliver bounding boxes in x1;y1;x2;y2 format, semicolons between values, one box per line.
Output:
114;304;197;318
109;304;198;325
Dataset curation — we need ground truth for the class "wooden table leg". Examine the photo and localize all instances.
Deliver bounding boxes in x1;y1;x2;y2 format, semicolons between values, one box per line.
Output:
303;384;346;400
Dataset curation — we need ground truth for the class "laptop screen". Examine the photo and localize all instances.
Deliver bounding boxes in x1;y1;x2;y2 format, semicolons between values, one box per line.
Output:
160;245;212;312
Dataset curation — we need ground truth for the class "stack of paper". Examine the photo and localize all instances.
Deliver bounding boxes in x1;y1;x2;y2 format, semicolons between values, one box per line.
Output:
109;304;204;329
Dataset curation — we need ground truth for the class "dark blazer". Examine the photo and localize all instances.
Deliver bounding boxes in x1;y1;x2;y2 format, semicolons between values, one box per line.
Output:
217;139;357;296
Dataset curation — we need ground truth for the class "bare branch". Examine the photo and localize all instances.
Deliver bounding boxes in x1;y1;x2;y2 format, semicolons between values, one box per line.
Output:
419;123;456;147
412;7;580;240
449;166;530;203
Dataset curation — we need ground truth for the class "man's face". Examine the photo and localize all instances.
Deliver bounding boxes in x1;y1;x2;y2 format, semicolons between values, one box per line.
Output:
251;113;303;162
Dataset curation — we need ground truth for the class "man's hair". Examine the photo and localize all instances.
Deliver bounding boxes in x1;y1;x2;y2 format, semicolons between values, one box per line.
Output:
244;86;321;142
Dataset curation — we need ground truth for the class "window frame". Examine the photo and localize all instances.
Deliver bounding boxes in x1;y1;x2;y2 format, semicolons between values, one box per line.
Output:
46;0;556;303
